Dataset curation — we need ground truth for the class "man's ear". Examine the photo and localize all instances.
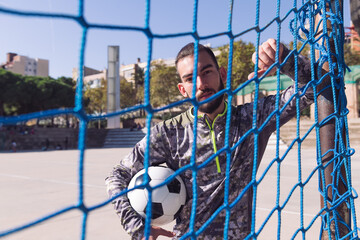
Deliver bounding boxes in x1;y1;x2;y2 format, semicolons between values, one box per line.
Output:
177;83;188;97
219;67;227;84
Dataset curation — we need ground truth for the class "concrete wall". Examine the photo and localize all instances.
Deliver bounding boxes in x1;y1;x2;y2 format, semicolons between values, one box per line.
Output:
0;127;108;151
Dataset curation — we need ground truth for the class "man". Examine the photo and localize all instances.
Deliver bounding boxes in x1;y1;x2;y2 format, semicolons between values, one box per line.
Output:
106;39;314;239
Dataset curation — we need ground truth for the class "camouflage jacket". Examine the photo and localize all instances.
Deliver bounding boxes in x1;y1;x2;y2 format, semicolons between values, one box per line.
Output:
105;48;314;240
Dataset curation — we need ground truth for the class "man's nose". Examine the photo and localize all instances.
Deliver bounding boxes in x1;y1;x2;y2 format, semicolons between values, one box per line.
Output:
196;75;208;90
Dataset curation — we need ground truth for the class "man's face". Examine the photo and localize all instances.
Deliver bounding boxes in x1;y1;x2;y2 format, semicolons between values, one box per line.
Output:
177;51;226;114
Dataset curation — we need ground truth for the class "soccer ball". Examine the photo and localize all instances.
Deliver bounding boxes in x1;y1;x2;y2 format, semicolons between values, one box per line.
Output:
127;166;187;225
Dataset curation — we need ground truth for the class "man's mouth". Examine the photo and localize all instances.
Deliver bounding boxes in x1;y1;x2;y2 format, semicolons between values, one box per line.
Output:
198;91;214;101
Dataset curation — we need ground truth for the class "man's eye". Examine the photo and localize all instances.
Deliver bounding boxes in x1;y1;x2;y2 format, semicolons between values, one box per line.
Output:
185;78;193;82
203;70;211;75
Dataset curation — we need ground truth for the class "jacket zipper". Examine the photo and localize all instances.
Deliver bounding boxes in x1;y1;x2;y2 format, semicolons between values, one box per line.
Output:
192;102;228;173
205;118;221;173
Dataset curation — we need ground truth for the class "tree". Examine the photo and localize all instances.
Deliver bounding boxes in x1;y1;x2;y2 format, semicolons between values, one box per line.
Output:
133;65;145;115
150;62;180;109
83;78;107;128
344;42;360;66
134;65;145;86
216;40;255;90
0;69;22;116
120;78;137;108
83;78;107;114
0;69;75;116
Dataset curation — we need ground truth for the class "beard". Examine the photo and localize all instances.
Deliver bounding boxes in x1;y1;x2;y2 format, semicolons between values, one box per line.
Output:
196;79;225;114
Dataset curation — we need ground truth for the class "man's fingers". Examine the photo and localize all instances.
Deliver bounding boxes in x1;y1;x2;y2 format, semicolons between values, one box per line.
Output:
259;43;276;67
261;39;284;63
252;52;270;72
149;226;176;239
252;39;284;71
248;71;255;80
158;228;176;238
248;69;267;80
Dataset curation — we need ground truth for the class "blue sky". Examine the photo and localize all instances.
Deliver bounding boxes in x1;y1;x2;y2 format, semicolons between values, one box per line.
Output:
0;0;351;79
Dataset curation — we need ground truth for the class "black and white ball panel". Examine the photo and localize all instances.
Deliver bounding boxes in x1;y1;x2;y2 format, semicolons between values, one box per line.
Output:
127;166;187;226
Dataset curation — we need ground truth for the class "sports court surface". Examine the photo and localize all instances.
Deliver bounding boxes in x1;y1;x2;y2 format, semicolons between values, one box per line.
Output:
1;144;359;240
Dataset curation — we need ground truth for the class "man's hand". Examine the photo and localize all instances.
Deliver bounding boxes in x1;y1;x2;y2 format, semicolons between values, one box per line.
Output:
248;38;284;79
141;226;176;240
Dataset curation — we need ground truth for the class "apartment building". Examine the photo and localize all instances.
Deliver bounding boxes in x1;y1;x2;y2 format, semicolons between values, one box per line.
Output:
1;52;49;77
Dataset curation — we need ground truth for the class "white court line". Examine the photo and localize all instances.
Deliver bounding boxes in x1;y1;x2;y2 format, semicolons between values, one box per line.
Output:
257;172;360;185
257;207;316;217
0;173;105;189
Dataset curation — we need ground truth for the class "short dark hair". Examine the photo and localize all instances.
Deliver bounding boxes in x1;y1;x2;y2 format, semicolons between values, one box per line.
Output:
175;43;219;70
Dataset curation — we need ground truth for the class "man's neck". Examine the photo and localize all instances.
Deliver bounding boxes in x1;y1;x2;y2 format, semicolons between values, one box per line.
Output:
200;101;226;122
